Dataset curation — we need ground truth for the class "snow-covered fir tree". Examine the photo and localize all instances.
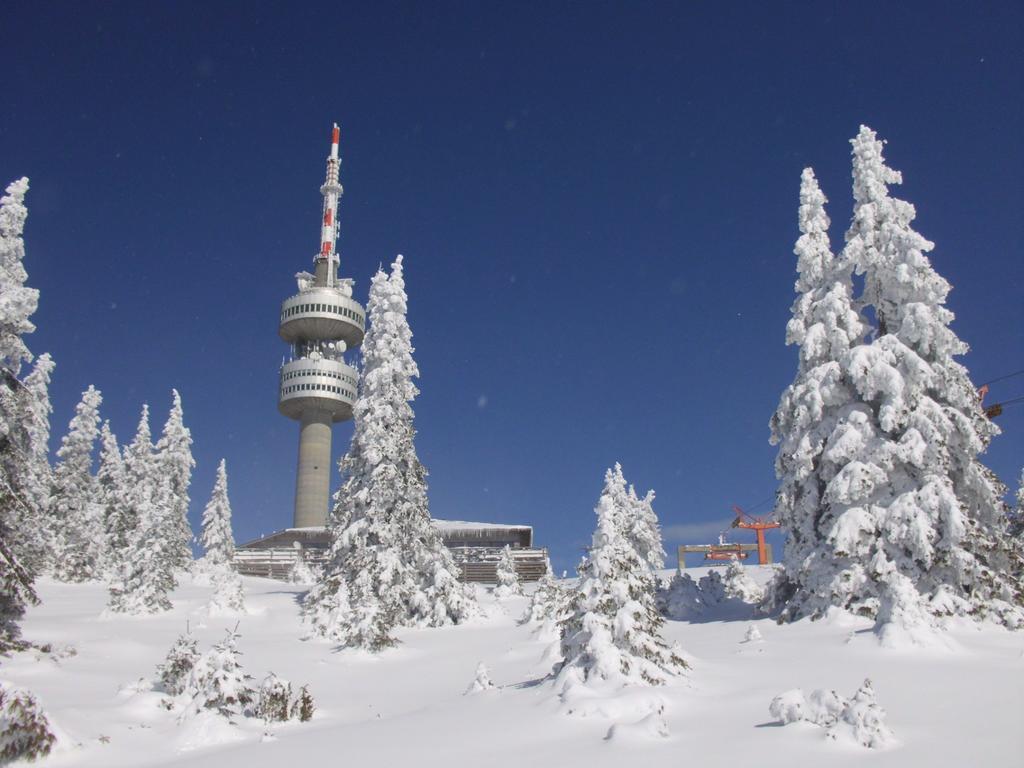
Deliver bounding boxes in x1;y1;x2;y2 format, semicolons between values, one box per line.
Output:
180;627;254;720
155;390;195;572
0;177;41;652
0;525;36;653
9;353;55;574
556;465;686;691
158;629;200;696
0;179;38;377
843;126;1020;634
1009;467;1024;538
742;624;763;643
771;128;1023;636
465;662;496;694
96;421;130;575
524;556;563;623
208;565;245;615
524;559;569;642
0;682;56;762
768;167;869;620
107;405;177;614
256;673;292;723
723;555;764;603
293;686;314;722
200;459;234;566
108;495;175;613
123;404;154;493
659;569;706;621
287;544;318;584
199;462;245;614
626;484;665;571
698;569;727;606
493;545;522;598
49;385;103;582
304;255;474;648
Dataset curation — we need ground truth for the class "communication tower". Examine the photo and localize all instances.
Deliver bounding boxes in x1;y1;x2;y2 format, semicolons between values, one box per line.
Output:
278;124;364;528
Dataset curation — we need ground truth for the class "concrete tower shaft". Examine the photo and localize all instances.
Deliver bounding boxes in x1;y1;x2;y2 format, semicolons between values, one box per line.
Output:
293;410;334;528
278;124;364;529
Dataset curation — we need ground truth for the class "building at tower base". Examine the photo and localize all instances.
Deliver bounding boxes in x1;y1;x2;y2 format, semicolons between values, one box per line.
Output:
234;520;549;583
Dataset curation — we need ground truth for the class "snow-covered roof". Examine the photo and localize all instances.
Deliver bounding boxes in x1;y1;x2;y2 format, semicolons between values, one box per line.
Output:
432;519;533;532
280;521;531;533
241;520;534;550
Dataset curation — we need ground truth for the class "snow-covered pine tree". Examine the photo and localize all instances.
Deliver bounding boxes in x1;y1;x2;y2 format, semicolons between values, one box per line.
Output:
96;421;130;576
1008;468;1024;539
698;569;727;606
658;569;705;620
625;484;665;571
556;465;686;691
304;255;473;648
256;673;292;723
493;545;522;598
107;405;177;614
199;462;244;614
123;404;154;493
406;511;475;628
723;555;764;603
180;627;254;719
155;390;195;572
524;559;569;642
287;543;318;584
208;565;245;614
376;257;473;628
465;662;496;694
768;167;870;620
200;459;234;567
0;525;36;653
0;353;54;580
49;386;103;582
524;556;563;623
589;463;665;573
107;491;175;614
157;629;200;696
0;682;55;762
19;355;53;503
292;685;314;722
840;126;1021;635
105;406;148;587
0;179;37;377
5;353;55;576
0;178;41;652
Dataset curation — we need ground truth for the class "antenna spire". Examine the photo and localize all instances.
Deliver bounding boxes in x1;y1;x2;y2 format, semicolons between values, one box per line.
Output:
317;123;343;284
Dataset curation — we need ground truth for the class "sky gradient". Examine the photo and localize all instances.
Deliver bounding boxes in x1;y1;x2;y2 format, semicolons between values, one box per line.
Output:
4;2;1022;573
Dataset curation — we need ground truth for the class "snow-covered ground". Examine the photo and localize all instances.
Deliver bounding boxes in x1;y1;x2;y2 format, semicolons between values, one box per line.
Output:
5;567;1022;767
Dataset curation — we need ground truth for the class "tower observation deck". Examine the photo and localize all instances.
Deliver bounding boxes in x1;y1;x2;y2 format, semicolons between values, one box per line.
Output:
278;124;364;528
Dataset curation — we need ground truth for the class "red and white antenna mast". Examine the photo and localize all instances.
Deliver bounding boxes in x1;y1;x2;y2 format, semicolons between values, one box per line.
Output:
316;123;343;286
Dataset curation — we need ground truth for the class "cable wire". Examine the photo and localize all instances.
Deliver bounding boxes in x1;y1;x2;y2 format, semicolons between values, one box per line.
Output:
980;369;1024;387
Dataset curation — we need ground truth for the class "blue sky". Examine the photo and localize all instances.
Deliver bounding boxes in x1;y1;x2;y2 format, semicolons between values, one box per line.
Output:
4;2;1022;574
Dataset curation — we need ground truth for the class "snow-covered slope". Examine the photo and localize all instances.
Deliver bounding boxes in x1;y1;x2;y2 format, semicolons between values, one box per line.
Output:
4;568;1021;767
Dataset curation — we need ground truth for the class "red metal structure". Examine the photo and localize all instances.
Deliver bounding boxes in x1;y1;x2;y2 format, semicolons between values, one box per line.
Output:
731;505;780;565
704;543;750;562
